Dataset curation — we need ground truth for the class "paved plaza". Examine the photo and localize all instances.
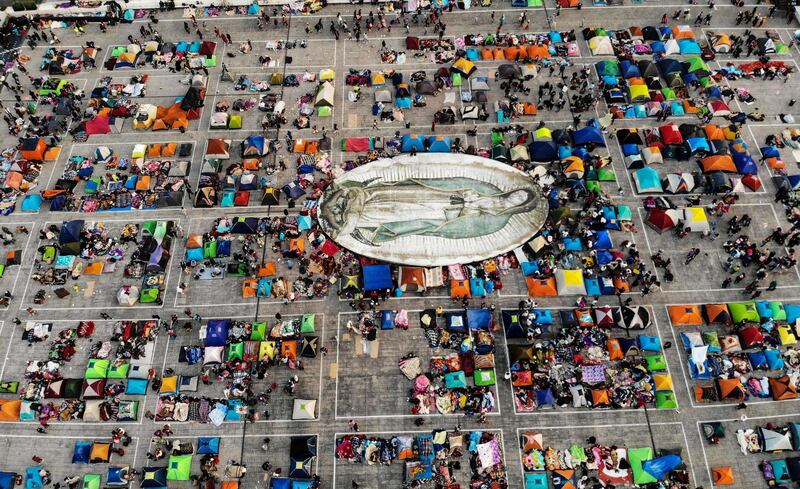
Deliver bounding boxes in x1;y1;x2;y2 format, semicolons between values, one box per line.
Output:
0;0;800;488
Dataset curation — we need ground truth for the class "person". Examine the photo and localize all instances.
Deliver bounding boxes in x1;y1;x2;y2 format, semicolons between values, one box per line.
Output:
736;402;747;409
352;481;360;489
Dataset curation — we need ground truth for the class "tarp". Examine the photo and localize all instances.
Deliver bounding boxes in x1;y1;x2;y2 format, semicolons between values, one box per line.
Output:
362;264;392;291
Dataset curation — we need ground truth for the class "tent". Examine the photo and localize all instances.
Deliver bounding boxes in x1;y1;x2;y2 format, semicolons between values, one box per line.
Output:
451;58;476;78
717;378;746;400
141;467;167;489
362;264;392;292
712;466;734;485
769;375;797;401
555;270;586;296
668;305;703;326
683;207;710;233
166;454;192;481
633;167;662;193
645;208;680;232
629;447;657;485
314;82;334;107
59;220;84;255
292;399;316;420
704;304;731;324
401;134;426;153
589;36;613;55
572;125;605;146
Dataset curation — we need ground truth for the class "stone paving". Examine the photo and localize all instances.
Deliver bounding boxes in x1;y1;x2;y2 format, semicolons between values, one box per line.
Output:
0;0;799;488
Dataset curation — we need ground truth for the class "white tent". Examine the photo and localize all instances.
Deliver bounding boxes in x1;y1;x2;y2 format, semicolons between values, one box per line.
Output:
589;36;613;56
375;89;392;102
664;39;680;55
555;269;586;296
510;145;530;162
642;146;663;164
203;346;224;365
461;105;480;120
314;81;335;107
682;207;710;233
292;399;317;420
116;286;139;306
425;267;444;288
761;428;793;452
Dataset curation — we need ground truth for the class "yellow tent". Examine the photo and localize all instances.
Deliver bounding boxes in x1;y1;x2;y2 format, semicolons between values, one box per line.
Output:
535;127;552;140
653;374;673;391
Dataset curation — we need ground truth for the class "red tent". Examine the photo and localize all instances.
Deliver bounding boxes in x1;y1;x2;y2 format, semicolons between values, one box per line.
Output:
85;116;111;135
645;209;678;233
658;123;683;145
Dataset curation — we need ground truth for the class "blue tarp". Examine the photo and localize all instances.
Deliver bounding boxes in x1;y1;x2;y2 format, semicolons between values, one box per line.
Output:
642;454;683;480
362;264;392;291
21;195;42;212
25;467;43;489
0;473;15;489
467;308;492;330
380;310;395;329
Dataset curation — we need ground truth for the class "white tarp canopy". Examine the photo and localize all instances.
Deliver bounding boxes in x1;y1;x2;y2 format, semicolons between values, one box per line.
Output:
292;399;317;420
314;81;334;107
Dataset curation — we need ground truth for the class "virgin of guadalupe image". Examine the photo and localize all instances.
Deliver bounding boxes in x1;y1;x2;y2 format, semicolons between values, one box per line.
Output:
320;177;544;246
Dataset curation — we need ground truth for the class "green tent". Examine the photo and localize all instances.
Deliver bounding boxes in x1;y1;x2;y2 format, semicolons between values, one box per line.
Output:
568;444;587;463
228;342;244;361
617;205;632;220
728;302;760;324
528;0;542;5
251;322;267;340
451;72;462;87
140;288;160;303
203;240;217;259
153;221;168;241
0;264;5;278
599;60;620;77
318;106;332;117
85;359;110;379
491;132;504;145
228;115;242;129
166;454;192;481
0;381;18;393
597;168;616;181
661;88;676;100
111;46;126;57
204;55;217;67
644;354;667;372
655;391;678;409
685;56;709;74
82;474;101;489
629;447;656;485
586;180;600;195
771;301;787;321
301;314;316;333
474;369;496;386
141;221;156;236
107;363;130;379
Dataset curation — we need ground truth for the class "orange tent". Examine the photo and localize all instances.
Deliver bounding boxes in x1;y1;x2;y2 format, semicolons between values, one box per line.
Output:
700;154;736;173
44;147;61;161
450;279;471;299
504;46;521;60
162;142;177;157
258;262;277;277
526;277;557;297
683;100;700;113
722;125;738;140
21;138;46;160
704;124;725;141
703;303;731;324
528;45;551;59
293;139;308;153
766;157;785;170
481;48;493;60
206;138;229;156
289;238;305;253
399;267;425;291
152;119;168;131
186;235;203;249
591;389;610;406
672;25;695;40
717;378;746;400
668;305;703;326
522;103;537;115
242;279;257;298
521;432;543;451
5;172;23;190
281;340;297;360
304;140;319;154
653;373;673;391
0;400;21;421
148;144;162;157
769;375;798;401
612;277;631;293
220;482;239;489
136;175;151;190
492;48;505;60
243;158;260;170
712;467;734;485
84;262;104;275
607;338;623;360
627;77;646;86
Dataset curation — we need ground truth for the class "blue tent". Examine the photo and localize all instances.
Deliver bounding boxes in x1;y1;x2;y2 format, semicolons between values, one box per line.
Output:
469;277;486;297
59;219;84;245
106;466;127;486
197;437;220;454
362;264;392;291
530;140;558;162
401;134;426;152
205;319;230;346
536;388;556;407
704;85;722;100
72;441;91;463
642;454;683;480
659;26;673;39
651;41;666;53
380;310;395;329
622;143;640;156
0;473;15;489
639;335;662;351
25;468;42;489
621;60;641;79
467;308;492;330
786;304;800;324
761;146;780;158
502;310;526;338
678;39;702;54
657;58;682;74
732;151;757;175
687;137;710;154
271;479;291;489
591;230;613;249
572;125;606;146
426;136;452;152
765;349;785;370
21;194;42;212
247;2;259;14
242;135;268;156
